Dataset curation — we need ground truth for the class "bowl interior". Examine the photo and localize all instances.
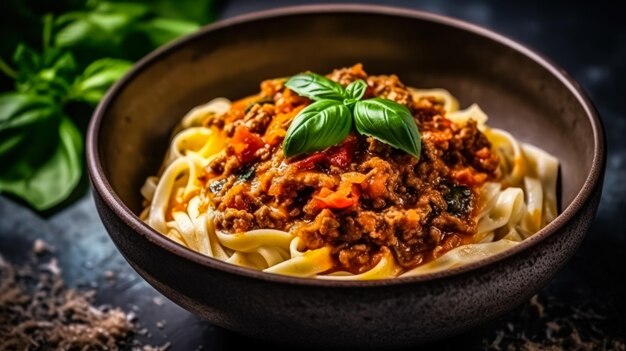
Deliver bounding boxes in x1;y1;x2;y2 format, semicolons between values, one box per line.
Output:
96;9;596;221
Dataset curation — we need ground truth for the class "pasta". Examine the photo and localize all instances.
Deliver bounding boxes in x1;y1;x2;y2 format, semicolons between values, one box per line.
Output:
140;65;558;280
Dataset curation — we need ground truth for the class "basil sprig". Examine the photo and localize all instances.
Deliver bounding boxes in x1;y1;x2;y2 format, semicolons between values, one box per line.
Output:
0;1;215;211
283;72;421;159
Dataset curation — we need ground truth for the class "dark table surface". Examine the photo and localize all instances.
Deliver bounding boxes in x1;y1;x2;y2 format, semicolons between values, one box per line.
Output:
1;0;625;349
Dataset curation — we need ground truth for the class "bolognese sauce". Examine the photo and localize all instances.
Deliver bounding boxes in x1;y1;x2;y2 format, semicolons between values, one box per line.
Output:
201;64;500;274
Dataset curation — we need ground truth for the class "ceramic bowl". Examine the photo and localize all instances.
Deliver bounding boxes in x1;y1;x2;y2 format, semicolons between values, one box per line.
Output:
87;5;605;348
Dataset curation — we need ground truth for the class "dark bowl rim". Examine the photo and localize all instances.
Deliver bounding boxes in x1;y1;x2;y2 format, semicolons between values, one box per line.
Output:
87;4;606;288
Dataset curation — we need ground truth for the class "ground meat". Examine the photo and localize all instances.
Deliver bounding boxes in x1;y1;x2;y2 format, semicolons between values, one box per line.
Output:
215;208;255;233
203;64;500;274
337;244;380;274
413;96;447;124
450;120;500;174
296;209;341;249
241;103;274;134
254;205;288;229
359;156;405;208
326;64;368;86
367;74;414;108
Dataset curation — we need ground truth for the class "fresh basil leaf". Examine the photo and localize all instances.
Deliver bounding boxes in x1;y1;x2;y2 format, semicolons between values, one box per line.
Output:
345;79;367;101
69;58;132;105
0;93;57;132
0;133;26;156
343;98;358;109
0;93;59;156
34;51;77;98
135;17;199;46
54;1;150;51
0;115;82;210
12;44;40;78
81;57;131;79
285;73;346;102
130;0;216;24
0;93;60;162
353;98;421;158
0;92;82;210
283;100;352;158
13;47;77;100
96;1;151;19
41;49;77;73
55;13;125;50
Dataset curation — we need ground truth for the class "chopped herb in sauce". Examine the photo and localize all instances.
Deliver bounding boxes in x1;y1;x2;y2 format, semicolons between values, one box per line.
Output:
209;179;227;194
446;185;472;216
236;165;255;182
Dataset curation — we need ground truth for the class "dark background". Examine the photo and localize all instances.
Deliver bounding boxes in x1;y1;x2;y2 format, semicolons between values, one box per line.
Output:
1;0;625;349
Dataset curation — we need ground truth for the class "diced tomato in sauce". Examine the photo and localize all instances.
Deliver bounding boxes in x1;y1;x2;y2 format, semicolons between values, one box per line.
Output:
232;126;265;163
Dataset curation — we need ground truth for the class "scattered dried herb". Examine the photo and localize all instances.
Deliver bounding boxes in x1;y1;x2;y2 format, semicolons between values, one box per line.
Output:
484;294;626;351
0;242;170;350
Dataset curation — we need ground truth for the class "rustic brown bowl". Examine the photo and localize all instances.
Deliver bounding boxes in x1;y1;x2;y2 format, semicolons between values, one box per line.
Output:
87;5;605;348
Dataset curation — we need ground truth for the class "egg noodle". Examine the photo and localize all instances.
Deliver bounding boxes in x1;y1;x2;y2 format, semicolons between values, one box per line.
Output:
140;89;558;280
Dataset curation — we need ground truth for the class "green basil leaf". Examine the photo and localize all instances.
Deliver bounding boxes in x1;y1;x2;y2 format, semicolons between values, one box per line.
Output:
69;58;132;105
12;44;40;78
0;115;82;211
0;93;82;210
0;93;58;159
0;93;57;133
129;0;216;23
285;73;346;102
345;79;367;101
283;100;352;158
343;97;358;109
54;1;150;51
135;17;199;46
132;17;198;46
55;13;126;49
41;49;77;73
13;47;77;100
96;1;151;20
353;98;421;158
